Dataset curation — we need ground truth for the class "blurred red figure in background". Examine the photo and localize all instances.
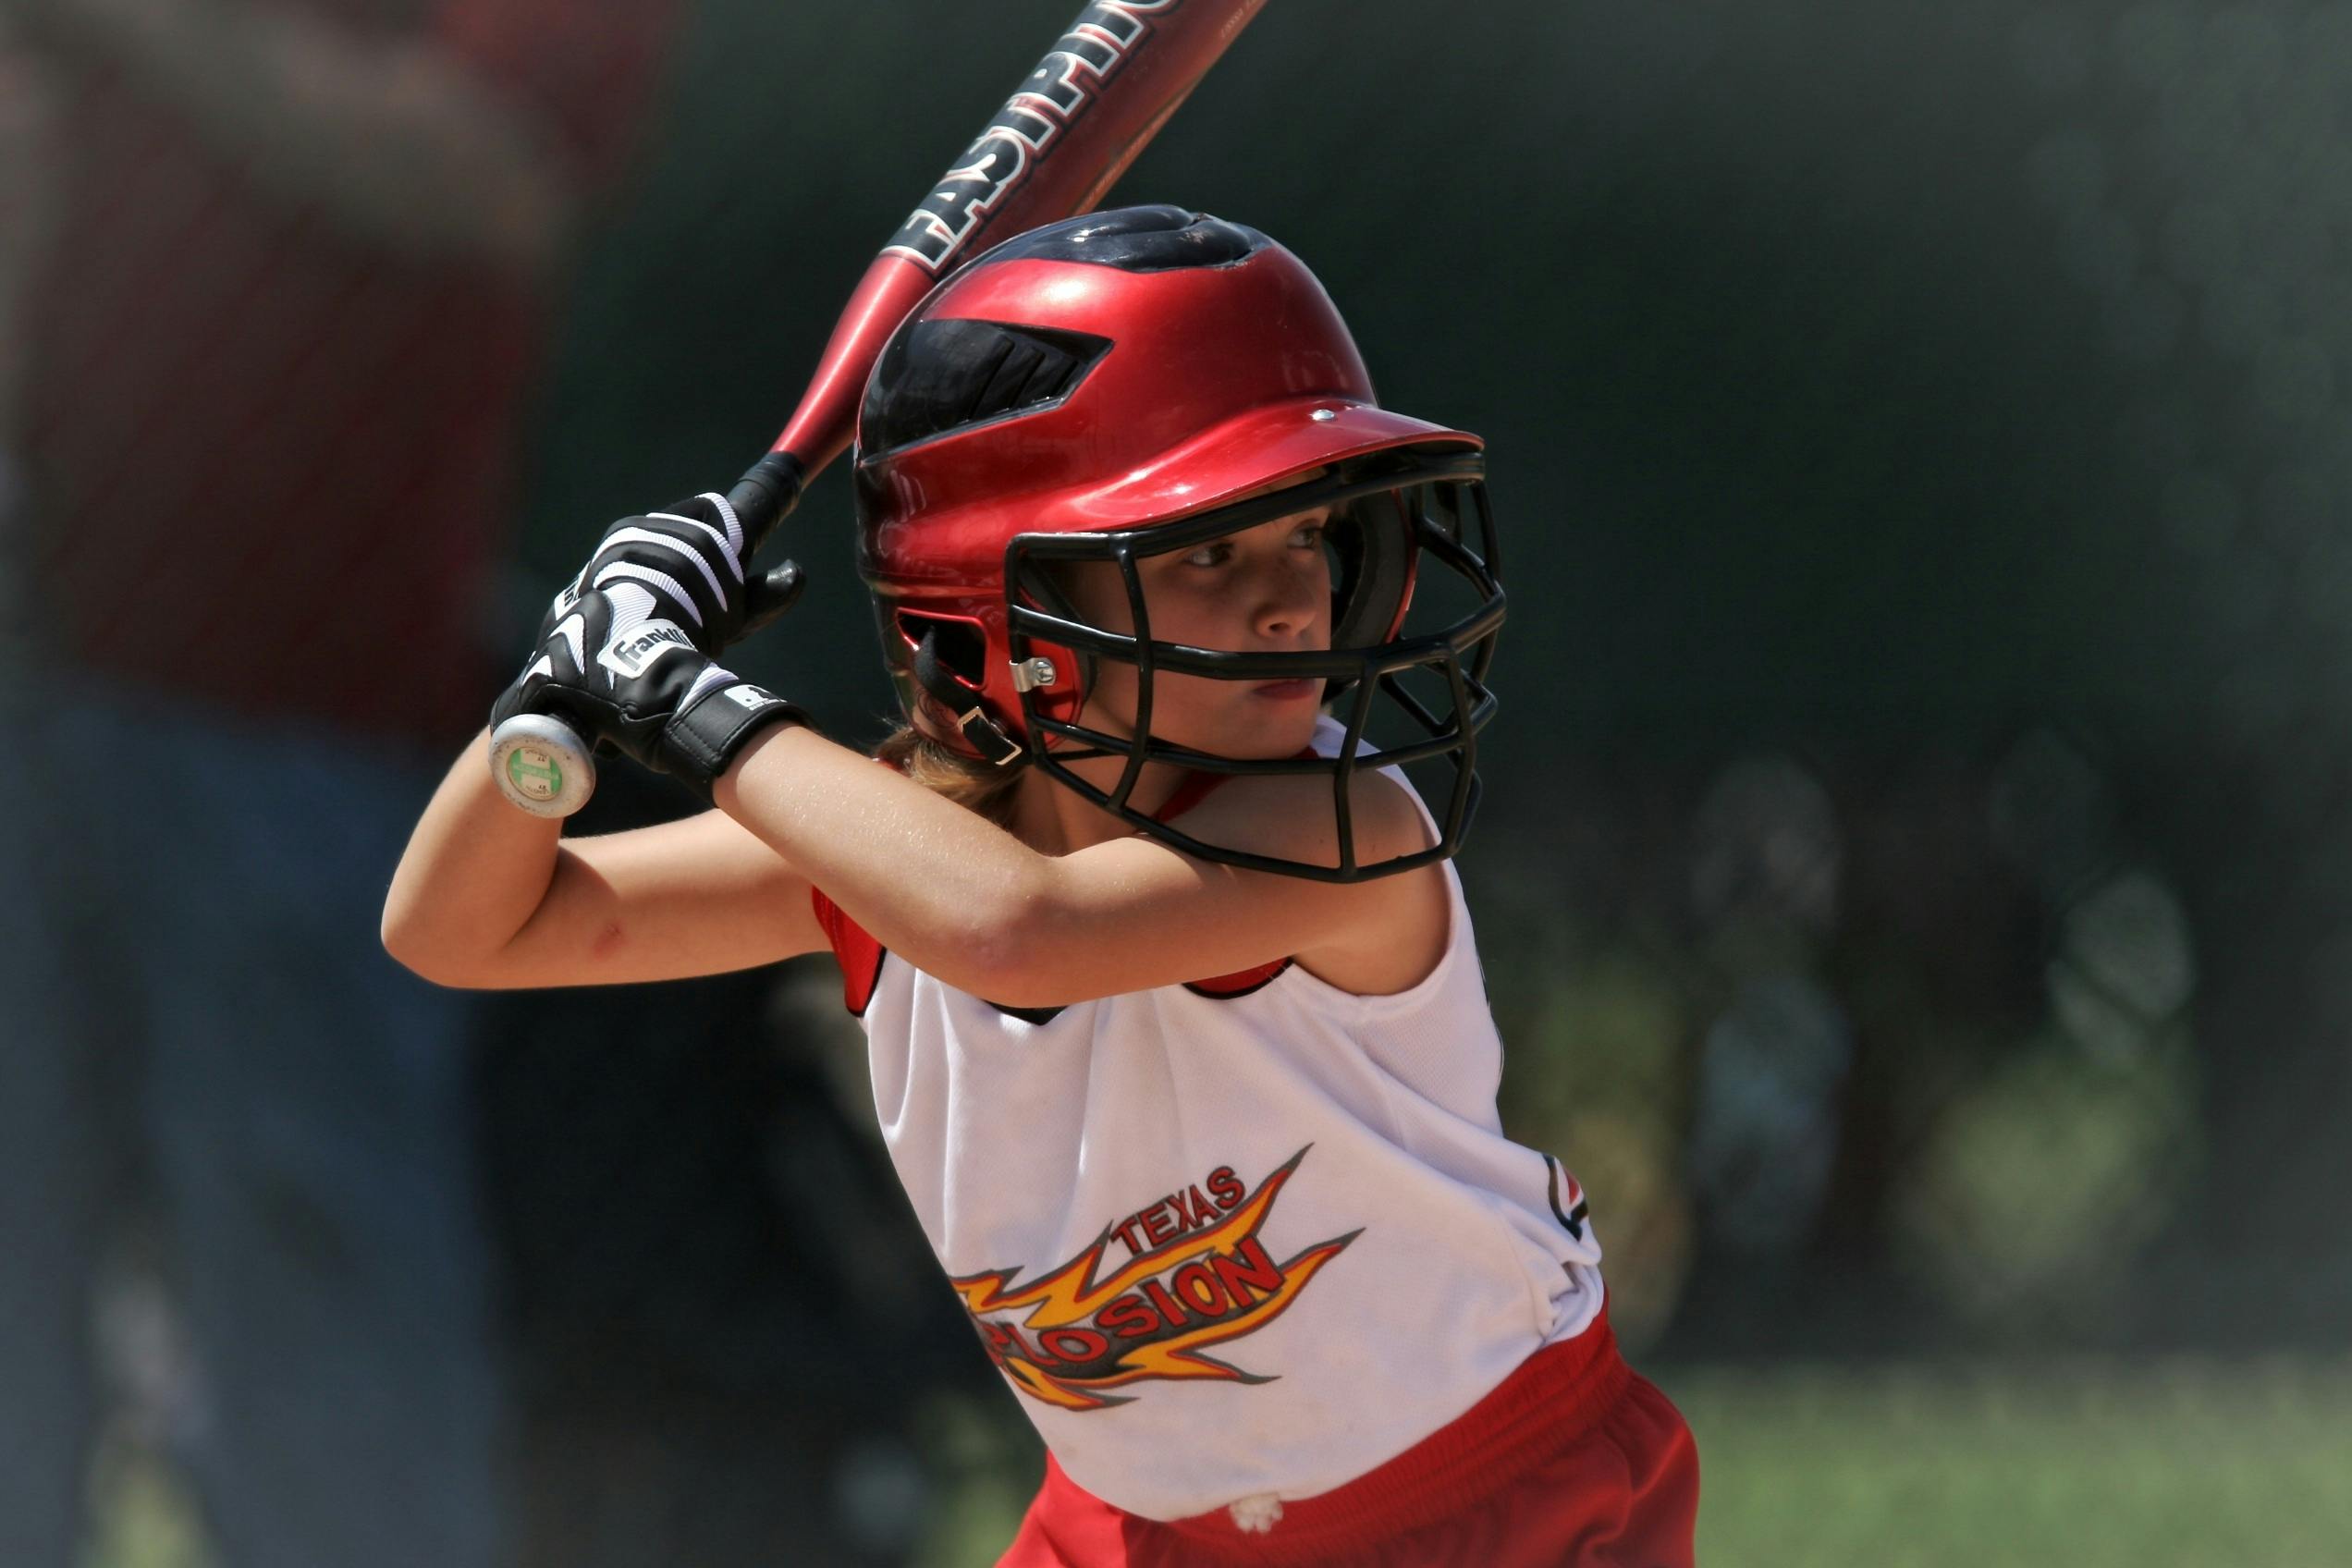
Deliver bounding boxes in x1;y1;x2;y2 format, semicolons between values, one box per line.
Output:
0;0;680;1562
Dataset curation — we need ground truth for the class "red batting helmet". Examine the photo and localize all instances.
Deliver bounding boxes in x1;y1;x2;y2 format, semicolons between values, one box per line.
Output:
852;205;1503;880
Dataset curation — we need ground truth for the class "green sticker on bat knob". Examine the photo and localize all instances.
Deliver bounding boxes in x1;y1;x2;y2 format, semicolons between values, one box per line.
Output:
506;746;563;802
490;713;594;818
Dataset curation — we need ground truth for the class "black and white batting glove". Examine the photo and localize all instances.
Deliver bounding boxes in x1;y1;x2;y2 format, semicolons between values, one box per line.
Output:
557;490;805;656
490;570;813;798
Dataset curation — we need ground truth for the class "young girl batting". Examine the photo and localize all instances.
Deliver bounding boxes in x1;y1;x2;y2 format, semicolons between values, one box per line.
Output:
386;206;1697;1566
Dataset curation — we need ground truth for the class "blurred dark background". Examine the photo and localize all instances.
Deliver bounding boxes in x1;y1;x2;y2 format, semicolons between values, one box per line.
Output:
5;1;2348;1564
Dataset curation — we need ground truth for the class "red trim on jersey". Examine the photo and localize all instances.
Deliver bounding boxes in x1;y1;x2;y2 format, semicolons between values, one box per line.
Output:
1182;960;1293;999
1151;767;1231;824
999;1309;1698;1567
809;888;887;1017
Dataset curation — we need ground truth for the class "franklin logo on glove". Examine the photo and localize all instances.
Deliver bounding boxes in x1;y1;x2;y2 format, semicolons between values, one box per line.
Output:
598;620;696;681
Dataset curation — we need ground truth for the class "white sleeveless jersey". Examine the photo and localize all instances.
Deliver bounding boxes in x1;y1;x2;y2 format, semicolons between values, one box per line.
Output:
810;750;1606;1522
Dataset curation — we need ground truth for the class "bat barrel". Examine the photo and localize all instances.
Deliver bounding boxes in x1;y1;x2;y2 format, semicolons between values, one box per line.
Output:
769;0;1269;477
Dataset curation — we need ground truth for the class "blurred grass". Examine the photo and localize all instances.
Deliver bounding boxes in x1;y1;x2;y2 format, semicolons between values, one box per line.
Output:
914;1356;2352;1567
1680;1355;2352;1568
82;1354;2352;1567
79;1434;213;1568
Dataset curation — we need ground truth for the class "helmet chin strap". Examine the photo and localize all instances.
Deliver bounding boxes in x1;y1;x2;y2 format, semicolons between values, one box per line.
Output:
913;624;1025;767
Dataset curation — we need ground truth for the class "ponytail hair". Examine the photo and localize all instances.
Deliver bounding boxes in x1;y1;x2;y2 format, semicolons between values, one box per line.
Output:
875;723;1026;827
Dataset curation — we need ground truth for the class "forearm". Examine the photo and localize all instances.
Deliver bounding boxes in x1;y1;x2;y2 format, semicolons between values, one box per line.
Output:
383;728;565;975
715;724;1051;993
32;0;573;267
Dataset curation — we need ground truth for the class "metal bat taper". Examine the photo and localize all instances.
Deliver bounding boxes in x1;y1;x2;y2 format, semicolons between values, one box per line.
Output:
489;0;1269;816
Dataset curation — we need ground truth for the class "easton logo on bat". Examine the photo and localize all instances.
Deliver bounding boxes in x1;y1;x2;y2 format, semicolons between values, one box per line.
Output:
952;1146;1357;1412
885;0;1181;275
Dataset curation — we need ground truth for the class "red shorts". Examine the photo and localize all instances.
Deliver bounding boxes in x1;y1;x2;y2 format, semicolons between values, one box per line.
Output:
998;1310;1697;1567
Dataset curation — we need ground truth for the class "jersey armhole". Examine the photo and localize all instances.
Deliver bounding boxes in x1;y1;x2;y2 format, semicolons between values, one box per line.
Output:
808;888;888;1017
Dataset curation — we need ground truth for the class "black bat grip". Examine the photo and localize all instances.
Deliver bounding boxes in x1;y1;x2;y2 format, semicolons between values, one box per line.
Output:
726;450;808;553
488;450;814;817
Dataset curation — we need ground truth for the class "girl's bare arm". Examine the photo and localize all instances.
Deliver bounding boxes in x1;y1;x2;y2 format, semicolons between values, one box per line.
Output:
383;729;825;990
715;725;1445;1009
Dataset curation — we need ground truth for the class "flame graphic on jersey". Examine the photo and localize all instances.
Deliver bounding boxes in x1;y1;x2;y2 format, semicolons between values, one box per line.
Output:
950;1147;1357;1412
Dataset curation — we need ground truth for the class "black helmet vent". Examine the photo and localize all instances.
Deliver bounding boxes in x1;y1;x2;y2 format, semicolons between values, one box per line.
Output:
861;317;1111;459
983;205;1268;272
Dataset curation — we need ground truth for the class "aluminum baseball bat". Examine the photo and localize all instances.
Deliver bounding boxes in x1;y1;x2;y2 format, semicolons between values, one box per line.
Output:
489;0;1269;816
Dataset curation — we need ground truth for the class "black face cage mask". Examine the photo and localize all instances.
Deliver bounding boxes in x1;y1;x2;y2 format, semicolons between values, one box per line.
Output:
1003;449;1504;883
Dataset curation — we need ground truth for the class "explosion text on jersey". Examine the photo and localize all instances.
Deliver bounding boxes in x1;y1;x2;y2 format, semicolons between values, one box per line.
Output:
884;0;1179;275
950;1147;1357;1412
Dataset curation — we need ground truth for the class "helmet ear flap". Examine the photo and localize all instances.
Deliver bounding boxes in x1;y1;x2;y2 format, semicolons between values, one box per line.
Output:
884;609;1024;766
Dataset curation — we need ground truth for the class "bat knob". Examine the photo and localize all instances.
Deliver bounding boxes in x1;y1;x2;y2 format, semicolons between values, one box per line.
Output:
489;712;597;818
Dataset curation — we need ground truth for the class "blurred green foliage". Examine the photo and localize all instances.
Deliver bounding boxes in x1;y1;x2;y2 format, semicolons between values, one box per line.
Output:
79;1439;211;1568
1683;1354;2352;1567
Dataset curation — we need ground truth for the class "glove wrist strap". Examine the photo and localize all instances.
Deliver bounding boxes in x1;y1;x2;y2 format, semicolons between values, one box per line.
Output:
662;677;815;796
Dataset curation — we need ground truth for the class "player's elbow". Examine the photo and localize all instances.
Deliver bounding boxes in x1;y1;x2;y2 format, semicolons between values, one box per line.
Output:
962;953;1066;1011
380;893;428;972
923;868;1070;1006
379;901;490;990
380;912;459;986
